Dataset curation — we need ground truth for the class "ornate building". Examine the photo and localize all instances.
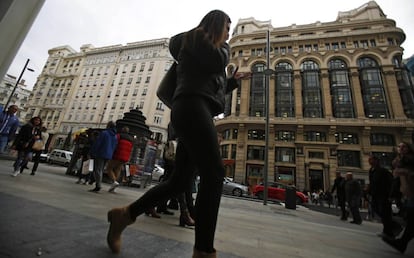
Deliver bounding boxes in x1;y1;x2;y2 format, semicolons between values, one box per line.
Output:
218;1;414;192
26;39;173;149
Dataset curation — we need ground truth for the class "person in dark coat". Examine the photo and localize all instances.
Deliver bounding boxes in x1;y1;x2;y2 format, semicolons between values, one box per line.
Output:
89;121;117;192
106;10;247;257
331;171;347;220
383;142;414;253
11;116;42;177
345;172;362;225
107;126;134;193
368;155;399;237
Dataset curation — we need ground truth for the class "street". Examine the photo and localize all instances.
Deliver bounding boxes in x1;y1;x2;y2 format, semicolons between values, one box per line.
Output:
0;158;413;258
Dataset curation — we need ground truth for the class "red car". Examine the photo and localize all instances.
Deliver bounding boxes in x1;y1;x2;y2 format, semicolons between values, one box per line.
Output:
253;182;309;204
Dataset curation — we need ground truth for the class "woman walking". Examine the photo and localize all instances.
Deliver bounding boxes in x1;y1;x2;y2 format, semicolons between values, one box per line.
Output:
106;10;245;257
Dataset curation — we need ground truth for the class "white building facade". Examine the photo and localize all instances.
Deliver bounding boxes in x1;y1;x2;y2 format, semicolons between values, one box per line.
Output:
26;39;173;148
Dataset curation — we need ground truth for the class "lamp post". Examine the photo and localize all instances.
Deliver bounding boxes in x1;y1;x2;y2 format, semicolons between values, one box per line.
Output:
5;58;34;109
263;30;274;205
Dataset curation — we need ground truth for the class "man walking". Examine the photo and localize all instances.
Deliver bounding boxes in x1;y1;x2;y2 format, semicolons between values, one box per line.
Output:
89;121;117;193
0;105;19;154
368;155;399;237
345;172;362;225
331;171;347;220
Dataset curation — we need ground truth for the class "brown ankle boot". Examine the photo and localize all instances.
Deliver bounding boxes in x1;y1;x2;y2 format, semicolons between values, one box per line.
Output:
192;248;216;258
106;206;135;253
179;210;195;227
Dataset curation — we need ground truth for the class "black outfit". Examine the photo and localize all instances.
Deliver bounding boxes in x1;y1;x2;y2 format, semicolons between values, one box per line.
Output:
369;165;397;236
12;121;41;173
31;150;42;174
383;153;414;253
128;31;238;253
332;176;347;220
345;178;362;224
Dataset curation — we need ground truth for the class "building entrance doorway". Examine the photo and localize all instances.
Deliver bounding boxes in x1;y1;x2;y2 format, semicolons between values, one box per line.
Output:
309;169;323;192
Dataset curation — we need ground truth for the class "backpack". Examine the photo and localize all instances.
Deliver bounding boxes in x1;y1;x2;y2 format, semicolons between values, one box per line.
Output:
164;140;177;161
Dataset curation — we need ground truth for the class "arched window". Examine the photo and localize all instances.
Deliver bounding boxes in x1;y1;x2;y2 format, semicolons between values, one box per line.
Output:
394;55;414;118
328;59;354;118
275;62;294;117
301;60;323;118
249;63;266;117
358;57;389;118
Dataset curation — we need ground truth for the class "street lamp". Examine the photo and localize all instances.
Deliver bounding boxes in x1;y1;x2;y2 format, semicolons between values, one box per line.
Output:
263;30;274;206
5;58;34;109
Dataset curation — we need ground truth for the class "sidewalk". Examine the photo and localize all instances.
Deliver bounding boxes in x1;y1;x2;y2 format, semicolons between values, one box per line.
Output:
0;158;413;257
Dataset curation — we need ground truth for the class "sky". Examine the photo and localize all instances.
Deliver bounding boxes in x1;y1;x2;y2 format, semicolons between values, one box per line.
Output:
6;0;414;89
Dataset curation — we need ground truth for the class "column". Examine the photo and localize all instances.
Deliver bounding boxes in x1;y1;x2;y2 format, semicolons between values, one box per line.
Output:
349;68;365;118
293;71;303;119
382;66;406;119
320;69;332;118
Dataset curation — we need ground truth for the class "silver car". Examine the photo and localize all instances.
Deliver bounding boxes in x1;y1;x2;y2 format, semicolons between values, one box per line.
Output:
222;177;249;197
152;164;165;182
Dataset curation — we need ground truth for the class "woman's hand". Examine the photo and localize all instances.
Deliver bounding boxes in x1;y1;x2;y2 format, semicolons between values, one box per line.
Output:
232;66;251;80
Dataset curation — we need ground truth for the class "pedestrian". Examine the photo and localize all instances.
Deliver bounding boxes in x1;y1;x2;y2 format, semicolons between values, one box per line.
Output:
368;155;399;237
383;142;414;253
106;10;246;257
158;123;196;226
331;171;348;220
31;126;49;175
0;105;20;154
74;131;91;184
10;116;42;177
324;191;333;208
107;126;134;193
345;172;362;225
89;121;117;193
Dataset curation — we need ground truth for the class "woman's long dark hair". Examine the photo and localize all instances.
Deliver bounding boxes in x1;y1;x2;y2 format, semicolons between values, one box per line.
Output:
184;10;231;48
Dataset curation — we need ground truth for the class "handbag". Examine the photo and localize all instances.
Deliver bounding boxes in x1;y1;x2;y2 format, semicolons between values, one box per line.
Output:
32;139;44;151
156;62;177;108
82;159;93;175
164;140;177;161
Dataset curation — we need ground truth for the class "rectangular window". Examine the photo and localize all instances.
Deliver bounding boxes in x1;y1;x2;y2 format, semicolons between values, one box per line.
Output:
276;147;295;163
309;151;324;159
353;41;359;48
247;145;265;160
370;133;395;146
247;129;265;140
304;131;326;142
337;150;361;167
275;131;295;141
335;132;359;144
220;145;229;159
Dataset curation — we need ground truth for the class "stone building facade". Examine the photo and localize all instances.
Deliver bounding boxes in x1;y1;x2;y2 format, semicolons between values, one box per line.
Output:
26;39;173;149
217;1;414;192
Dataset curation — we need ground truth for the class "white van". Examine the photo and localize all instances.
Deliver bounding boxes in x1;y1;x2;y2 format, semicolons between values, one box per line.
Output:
48;149;73;167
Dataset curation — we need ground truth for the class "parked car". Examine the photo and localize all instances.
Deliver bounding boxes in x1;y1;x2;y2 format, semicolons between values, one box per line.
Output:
222;177;249;197
152;164;165;182
48;149;73;167
252;182;308;204
39;152;49;163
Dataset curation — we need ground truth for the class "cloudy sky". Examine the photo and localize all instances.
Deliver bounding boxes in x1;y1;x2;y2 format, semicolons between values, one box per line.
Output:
6;0;414;89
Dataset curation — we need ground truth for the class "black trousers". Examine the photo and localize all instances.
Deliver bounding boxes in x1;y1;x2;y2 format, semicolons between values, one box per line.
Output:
32;150;42;173
400;199;414;244
129;97;224;253
372;197;394;235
